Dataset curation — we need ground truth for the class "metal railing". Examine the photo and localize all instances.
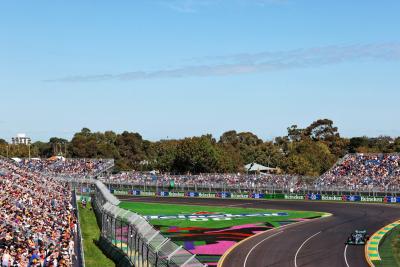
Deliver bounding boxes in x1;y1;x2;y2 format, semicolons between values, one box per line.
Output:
72;189;85;267
92;180;205;267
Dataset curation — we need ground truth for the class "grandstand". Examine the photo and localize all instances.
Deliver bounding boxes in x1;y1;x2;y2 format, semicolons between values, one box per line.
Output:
14;157;114;179
2;153;400;266
101;172;301;193
101;153;400;194
315;153;400;192
0;158;79;266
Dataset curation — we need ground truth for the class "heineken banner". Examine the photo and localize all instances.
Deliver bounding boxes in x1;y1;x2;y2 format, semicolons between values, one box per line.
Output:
342;195;361;202
170;192;185;197
113;190;129;195
157;191;169;197
107;189;396;204
305;193;322;200
128;190;141;196
383;196;400;203
322;195;343;201
231;194;250;199
199;192;216;198
251;193;265;199
361;196;383;202
216;192;231;198
265;194;285;199
284;195;305;200
185;192;199;197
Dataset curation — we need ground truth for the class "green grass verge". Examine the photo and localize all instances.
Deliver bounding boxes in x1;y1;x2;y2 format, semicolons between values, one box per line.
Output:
119;201;324;228
374;225;400;267
78;202;115;267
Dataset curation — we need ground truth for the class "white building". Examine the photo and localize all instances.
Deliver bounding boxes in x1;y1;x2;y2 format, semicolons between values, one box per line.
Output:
11;133;31;145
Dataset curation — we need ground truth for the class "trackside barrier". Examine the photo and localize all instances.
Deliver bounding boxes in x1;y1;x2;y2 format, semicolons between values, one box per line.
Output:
185;192;200;197
366;220;400;266
284;194;394;203
383;196;400;203
72;190;85;267
215;192;231;198
265;193;285;199
92;181;205;267
110;188;399;204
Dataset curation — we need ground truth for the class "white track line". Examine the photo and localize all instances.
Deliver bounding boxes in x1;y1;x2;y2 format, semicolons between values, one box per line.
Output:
344;245;350;267
294;231;322;267
243;231;283;267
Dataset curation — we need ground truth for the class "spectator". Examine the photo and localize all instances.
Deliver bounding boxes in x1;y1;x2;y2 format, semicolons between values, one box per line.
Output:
0;159;77;266
316;153;400;191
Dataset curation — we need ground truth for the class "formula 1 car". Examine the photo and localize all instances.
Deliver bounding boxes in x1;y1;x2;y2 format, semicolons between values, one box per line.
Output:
345;230;369;245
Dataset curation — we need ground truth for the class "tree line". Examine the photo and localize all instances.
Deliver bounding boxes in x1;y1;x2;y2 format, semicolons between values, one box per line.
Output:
1;119;399;176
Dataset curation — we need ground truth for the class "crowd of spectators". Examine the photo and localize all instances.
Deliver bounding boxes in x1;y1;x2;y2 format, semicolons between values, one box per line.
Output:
16;158;113;179
0;159;77;266
104;154;400;193
11;153;400;193
101;171;303;191
316;153;400;191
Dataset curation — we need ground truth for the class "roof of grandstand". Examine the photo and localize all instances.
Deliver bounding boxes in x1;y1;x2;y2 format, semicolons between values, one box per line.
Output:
245;163;275;172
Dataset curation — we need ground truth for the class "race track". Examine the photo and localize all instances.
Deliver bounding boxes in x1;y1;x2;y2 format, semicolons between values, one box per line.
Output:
118;196;400;267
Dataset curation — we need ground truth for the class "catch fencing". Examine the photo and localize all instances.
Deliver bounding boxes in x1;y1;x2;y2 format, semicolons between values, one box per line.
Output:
92;180;205;267
95;179;400;196
72;189;85;267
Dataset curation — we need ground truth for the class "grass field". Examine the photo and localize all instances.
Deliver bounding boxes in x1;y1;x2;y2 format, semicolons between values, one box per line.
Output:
78;202;115;267
119;201;324;266
375;225;400;267
119;201;324;228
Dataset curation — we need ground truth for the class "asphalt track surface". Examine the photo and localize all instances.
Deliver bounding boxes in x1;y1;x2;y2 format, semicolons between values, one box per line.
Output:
118;196;400;267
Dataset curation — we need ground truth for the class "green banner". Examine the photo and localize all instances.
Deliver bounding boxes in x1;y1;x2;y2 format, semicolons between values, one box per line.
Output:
113;190;129;195
284;194;305;200
199;193;216;198
361;196;383;202
321;195;342;201
264;194;285;199
231;194;250;199
170;192;184;197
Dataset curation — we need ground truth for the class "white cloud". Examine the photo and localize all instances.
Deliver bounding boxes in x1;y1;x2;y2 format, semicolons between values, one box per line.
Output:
45;43;400;82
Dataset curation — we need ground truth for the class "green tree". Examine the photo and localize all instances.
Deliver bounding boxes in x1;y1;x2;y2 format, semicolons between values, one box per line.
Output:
115;131;146;170
152;140;179;172
173;135;220;173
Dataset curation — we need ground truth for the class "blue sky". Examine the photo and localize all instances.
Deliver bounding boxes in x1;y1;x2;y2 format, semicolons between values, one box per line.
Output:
1;0;399;141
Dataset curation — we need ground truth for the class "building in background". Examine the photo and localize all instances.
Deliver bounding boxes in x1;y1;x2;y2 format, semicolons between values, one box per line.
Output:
11;133;31;145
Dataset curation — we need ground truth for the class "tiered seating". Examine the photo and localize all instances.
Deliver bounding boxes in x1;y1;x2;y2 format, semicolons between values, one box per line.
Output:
0;159;77;266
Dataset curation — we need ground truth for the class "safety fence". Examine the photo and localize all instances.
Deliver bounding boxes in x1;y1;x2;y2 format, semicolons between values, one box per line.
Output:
92;180;205;267
99;174;301;194
72;178;400;203
53;174;400;197
96;179;400;195
72;189;85;267
107;188;400;204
